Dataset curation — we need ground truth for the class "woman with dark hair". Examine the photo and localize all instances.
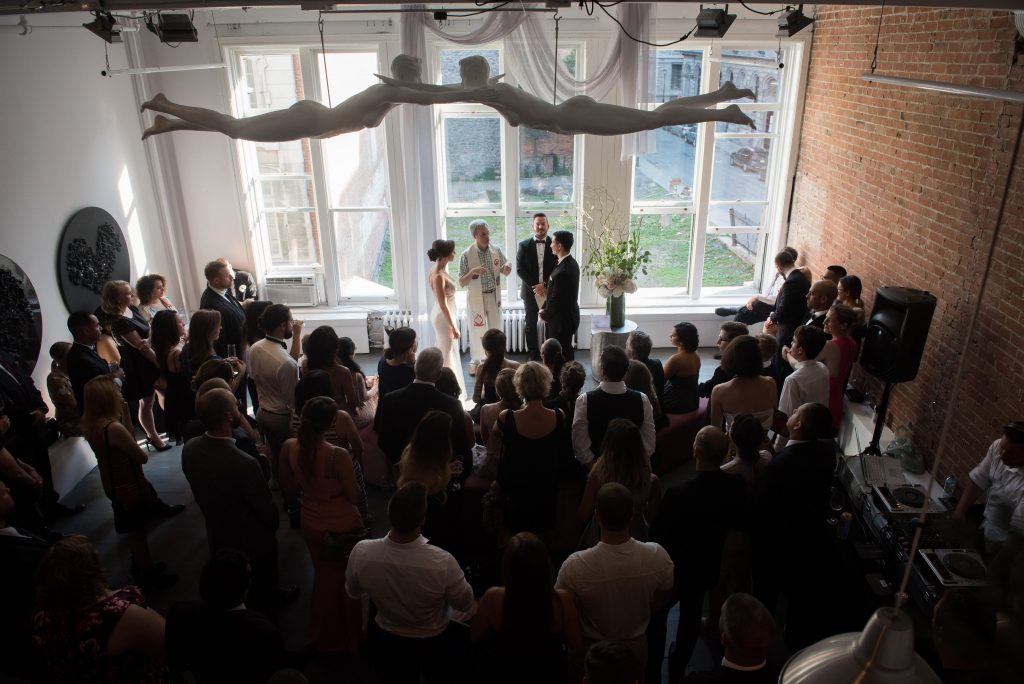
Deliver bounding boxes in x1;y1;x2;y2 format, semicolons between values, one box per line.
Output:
837;275;864;311
546;360;586;419
135;273;176;324
184;309;236;383
305;326;361;415
721;413;772;491
663;321;701;414
473;328;518;406
427;239;466;397
243;300;273;347
31;535;168;683
541;338;565;400
377;327;417;398
709;336;777;431
470;532;582;682
150;309;194;443
280;397;364;654
819;304;860;429
398;410;463;552
337;336;377;426
624;359;668;431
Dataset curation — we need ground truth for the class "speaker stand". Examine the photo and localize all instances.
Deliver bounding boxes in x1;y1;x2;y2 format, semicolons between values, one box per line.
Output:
862;381;896;456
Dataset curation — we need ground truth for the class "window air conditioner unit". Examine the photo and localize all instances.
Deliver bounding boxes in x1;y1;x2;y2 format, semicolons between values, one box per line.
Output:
264;274;320;307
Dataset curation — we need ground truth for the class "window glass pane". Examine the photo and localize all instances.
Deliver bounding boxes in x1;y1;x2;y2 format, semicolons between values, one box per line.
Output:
319;52;388;208
260;178;314;209
332;211;394;296
519;129;574;204
715;110;778;134
702;232;759;288
707;204;764;228
444;117;502;204
266;211;320;266
238;54;301;111
653;50;703;101
718;51;780;104
630;214;692;288
444;216;506;270
439;49;499;85
560;48;578;77
255;141;307;175
710;138;771;202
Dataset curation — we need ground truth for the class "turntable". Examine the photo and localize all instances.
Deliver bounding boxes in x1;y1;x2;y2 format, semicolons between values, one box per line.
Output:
872;484;945;516
918;549;988;588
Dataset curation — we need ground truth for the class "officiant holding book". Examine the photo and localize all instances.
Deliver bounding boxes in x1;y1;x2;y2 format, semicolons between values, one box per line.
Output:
459;220;512;376
516;213;558;360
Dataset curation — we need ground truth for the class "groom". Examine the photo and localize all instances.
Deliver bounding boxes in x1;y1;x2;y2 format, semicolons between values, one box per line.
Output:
458;219;511;377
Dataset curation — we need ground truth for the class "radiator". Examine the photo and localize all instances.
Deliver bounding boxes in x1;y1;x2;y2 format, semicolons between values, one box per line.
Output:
376;307;531;353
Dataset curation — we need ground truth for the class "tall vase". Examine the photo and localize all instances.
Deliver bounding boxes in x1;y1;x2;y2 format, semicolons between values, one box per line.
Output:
607;294;626;329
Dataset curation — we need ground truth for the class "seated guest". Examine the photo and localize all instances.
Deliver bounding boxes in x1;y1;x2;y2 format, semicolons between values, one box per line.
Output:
710;336;777;432
572;346;656;466
684;593;779;683
823;264;847;284
777;326;830;446
183;389;285;618
46;342;82;437
797;280;838;331
473;328;519;407
305;326;361;414
761;249;811;361
627;330;665;409
625;359;667;430
578;418;661;544
281;397;363;652
377;326;417;398
398;410;464;554
337;336;378;426
480;367;520;447
818;305;859;429
754;334;777;377
649;427;747;682
375;347;472;477
82;376;182;590
837;275;866;324
953;422;1024;553
471;532;583;681
134;272;177;323
67;311;120;410
547;360;586;418
31;535;167;683
438;367;476;449
150;309;194;443
662;322;701;414
584;640;641;684
346;482;475;682
557;483;674;673
699;322;749;398
716;246;801;325
542;337;566;400
492;362;567;535
167;549;286;683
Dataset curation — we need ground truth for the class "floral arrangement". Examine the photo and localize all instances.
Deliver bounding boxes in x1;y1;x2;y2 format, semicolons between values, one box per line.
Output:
581;191;652;299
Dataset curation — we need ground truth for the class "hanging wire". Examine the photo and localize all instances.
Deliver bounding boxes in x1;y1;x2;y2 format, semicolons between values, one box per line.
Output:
594;2;696;47
552;11;561;105
738;2;790;17
318;12;332;108
869;0;887;74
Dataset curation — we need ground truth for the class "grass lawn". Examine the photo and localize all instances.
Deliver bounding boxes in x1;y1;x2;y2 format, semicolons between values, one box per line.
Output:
629;214;753;287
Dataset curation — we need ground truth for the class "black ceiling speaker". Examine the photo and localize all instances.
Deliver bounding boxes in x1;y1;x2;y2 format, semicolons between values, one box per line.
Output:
860;287;937;384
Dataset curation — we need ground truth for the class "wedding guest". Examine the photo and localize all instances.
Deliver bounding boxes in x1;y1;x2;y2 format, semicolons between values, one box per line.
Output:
244;299;273;415
67;312;120;410
398;410;463;553
200;259;247;360
150;309;194;444
624;360;667;430
684;593;779;683
249;304;301;481
377;326;417;398
541;337;566;400
547;360;586;418
438;367;476;449
480;367;519;447
306;326;361;414
776;326;830;444
135;273;176;323
699;322;749;398
838;275;865;312
755;334;778;376
662;322;701;414
184;309;229;382
337;336;378;426
709;336;777;432
46;342;81;437
472;328;519;406
823;264;848;284
818;305;859;429
627;330;665;410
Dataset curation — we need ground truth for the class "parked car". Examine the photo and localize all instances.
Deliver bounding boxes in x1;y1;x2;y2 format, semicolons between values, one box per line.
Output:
729;147;767;174
667;125;697;145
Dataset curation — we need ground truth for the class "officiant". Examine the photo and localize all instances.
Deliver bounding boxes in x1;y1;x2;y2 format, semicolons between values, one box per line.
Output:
516;213;558;360
458;219;511;376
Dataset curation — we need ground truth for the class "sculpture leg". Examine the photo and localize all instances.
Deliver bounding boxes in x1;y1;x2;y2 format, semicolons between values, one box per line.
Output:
141;94;334;141
655;82;756;110
142;115;215;140
653;103;755;130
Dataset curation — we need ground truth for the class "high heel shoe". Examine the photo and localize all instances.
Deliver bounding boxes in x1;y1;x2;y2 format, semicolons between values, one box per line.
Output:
146;439;174;452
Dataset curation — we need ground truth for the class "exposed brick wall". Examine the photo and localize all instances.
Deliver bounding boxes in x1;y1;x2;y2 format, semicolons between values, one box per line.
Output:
787;6;1024;484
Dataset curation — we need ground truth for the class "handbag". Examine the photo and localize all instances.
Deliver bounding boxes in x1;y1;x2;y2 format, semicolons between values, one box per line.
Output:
320;447;368;561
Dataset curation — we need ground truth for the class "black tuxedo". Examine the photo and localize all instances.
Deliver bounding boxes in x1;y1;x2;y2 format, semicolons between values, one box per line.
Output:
540;255;580;360
770;269;810;350
516;236;558;357
67;343;112;409
199;286;247;359
801;310;827;330
374;382;472;477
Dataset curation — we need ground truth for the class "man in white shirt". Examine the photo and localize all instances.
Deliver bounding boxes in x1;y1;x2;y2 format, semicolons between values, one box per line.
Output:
458;219;511;376
556;483;674;673
954;422;1024;552
346;482;475;683
247;304;301;479
572;346;656;465
776;326;830;448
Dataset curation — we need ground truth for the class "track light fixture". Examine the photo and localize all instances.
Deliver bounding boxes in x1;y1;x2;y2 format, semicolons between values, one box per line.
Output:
777;5;814;37
145;12;199;44
83;11;118;44
694;5;736;39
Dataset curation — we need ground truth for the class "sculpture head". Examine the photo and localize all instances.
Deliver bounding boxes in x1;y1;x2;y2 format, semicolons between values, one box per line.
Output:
459;55;491;88
390;54;422;83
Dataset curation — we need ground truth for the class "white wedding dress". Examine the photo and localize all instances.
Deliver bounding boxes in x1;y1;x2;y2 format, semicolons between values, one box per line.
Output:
430;270;467;399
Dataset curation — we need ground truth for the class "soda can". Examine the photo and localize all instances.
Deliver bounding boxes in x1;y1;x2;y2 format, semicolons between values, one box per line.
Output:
944;476;957;498
838;512;853;540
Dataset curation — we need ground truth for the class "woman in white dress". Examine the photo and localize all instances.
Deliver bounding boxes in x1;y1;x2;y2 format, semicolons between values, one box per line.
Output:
427;239;466;398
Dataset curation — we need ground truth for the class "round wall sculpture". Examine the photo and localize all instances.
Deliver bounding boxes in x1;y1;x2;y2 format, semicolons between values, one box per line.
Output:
58;207;130;314
0;254;43;372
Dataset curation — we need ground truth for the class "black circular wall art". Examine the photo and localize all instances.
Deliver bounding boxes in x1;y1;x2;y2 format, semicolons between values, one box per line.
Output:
58;207;130;313
0;254;43;373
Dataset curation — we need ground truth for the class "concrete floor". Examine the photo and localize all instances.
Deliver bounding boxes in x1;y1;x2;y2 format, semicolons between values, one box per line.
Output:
43;346;725;683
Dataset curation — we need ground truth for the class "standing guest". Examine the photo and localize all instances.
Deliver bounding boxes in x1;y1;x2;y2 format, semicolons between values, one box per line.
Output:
134;273;176;323
548;360;587;418
459;220;512;377
557;483;674;673
67;312;121;410
517;213;558;360
662;322;701;415
492;362;567;536
249;304;301;481
0;425;53;541
305;326;361;415
683;593;779;684
541;337;566;399
626;330;665;410
837;275;866;324
244;299;274;415
624;360;667;430
98;280;168;451
472;328;518;406
648;427;747;682
183;389;287;618
398;410;463;553
584;641;641;684
709;336;777;432
715;246;800;325
281;397;364;653
345;482;476;683
762;249;811;365
776;326;830;445
46;342;82;437
427;239;466;396
377;327;417;398
337;336;378;426
471;532;583;682
31;535;168;683
953;422;1024;553
817;304;859;429
479;367;520;448
437;368;476;451
823;264;848;284
572;346;656;466
200;259;247;360
150;309;194;444
539;230;581;360
83;375;183;593
184;309;246;396
698;322;749;398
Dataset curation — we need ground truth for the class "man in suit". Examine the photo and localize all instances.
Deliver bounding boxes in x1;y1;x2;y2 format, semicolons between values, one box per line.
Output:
683;593;779;683
201;259;249;407
516;213;558;360
539;230;580;360
762;249;810;350
698;322;749;398
182;389;293;619
648;427;747;683
374;347;472;477
66;312;120;409
800;280;837;331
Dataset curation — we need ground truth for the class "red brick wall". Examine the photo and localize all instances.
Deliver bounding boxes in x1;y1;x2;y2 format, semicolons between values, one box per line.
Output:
787;6;1024;484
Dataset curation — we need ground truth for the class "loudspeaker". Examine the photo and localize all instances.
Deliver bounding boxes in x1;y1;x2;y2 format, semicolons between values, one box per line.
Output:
860;287;937;383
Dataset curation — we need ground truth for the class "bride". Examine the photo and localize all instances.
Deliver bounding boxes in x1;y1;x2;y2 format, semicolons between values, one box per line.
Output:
427;239;467;398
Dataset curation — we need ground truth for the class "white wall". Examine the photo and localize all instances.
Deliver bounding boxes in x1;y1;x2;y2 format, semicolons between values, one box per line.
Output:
0;14;174;396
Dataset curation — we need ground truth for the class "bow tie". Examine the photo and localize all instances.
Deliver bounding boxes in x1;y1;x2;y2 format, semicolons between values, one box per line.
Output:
535;239;547;244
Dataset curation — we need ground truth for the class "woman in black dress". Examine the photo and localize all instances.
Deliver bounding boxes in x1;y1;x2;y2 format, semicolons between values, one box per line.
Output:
97;280;168;451
149;310;193;444
377;326;417;398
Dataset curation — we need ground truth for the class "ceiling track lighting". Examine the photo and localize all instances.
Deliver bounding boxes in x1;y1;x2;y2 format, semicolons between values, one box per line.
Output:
83;11;119;44
694;4;736;39
777;4;814;38
145;12;198;43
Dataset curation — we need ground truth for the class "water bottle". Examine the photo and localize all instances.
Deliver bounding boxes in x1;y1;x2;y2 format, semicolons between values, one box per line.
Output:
943;476;957;498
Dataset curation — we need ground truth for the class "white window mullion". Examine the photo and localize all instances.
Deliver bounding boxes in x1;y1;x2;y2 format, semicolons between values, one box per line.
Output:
688;51;720;301
504;119;519;302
